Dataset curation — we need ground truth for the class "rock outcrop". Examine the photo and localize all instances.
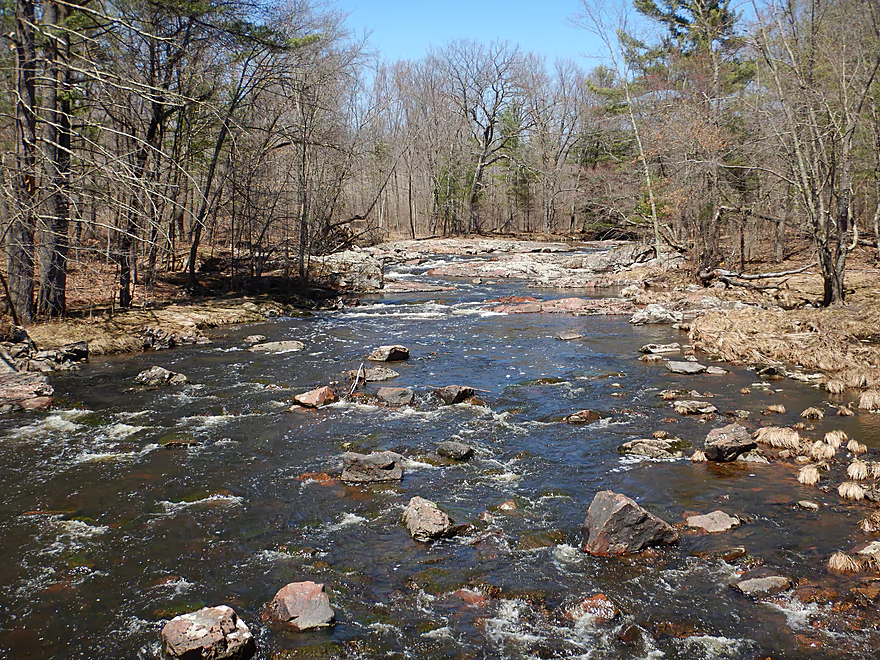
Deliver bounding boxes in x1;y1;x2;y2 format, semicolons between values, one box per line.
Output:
686;510;740;533
437;441;474;460
161;605;255;660
247;340;304;353
367;345;409;362
134;365;187;386
618;438;689;459
666;361;707;375
0;371;54;412
704;424;756;462
434;385;475;405
582;490;678;556
376;387;414;406
629;304;682;325
402;496;454;541
263;581;335;631
293;386;338;408
311;249;384;292
341;451;403;483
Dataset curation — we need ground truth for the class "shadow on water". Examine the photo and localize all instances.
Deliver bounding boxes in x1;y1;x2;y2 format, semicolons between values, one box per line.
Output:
1;252;879;658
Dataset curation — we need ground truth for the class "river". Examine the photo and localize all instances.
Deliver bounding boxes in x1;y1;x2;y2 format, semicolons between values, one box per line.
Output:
1;245;877;659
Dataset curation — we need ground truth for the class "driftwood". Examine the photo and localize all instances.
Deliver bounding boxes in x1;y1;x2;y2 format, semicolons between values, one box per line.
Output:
700;261;816;283
349;362;365;396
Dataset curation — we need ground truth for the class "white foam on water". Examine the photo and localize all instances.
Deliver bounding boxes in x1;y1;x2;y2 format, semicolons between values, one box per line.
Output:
484;599;544;646
159;494;244;513
5;409;90;439
102;423;146;439
400;458;438;471
326;513;368;531
766;597;824;633
73;449;139;464
677;635;758;658
421;626;455;640
489;472;522;483
368;622;401;635
152;577;194;597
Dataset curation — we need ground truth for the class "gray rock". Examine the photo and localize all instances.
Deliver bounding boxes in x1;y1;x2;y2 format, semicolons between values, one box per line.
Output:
674;400;717;415
348;366;400;382
58;341;89;363
376;387;414;406
161;605;255;660
134;365;187;386
243;335;267;343
706;366;729;375
367;345;409;362
686;510;740;533
736;451;769;464
732;576;791;597
434;385;475;405
666;361;707;375
797;500;819;510
582;490;679;556
263;581;335;631
618;438;688;459
629;304;682;325
639;343;681;354
311;250;384;292
341;451;403;483
704;424;756;462
557;331;585;341
248;340;304;353
437;441;474;460
402;496;454;541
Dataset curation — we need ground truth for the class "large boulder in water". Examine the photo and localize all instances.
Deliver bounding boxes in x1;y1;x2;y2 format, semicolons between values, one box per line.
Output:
263;581;335;631
629;304;682;325
161;605;255;660
376;387;414;406
311;249;384;292
437;440;474;460
248;340;304;354
402;496;454;541
434;385;474;405
134;365;187;386
704;423;756;462
582;490;678;556
293;386;338;409
341;451;403;483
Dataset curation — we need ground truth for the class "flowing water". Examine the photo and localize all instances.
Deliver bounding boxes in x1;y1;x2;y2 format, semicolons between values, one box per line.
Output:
1;246;879;659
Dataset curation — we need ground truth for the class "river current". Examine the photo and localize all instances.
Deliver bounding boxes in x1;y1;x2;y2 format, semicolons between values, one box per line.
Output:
1;247;878;659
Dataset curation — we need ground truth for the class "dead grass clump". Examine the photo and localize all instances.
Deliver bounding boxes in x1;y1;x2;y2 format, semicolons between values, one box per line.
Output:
860;511;880;533
826;380;846;395
691;450;708;463
798;464;821;485
848;371;872;389
825;430;848;448
848;460;869;480
740;387;751;395
809;441;835;461
847;439;868;455
828;551;862;573
801;407;824;420
755;427;800;450
871;462;880;479
859;391;880;411
838;406;855;417
764;404;786;414
839;481;867;501
653;430;668;439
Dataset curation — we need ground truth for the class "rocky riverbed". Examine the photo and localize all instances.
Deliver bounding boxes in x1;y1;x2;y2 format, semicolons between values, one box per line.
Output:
3;239;880;659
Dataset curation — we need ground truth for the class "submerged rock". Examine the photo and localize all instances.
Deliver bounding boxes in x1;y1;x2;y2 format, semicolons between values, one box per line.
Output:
341;451;403;483
402;496;454;541
629;304;682;325
434;385;475;405
437;440;474;460
263;581;335;631
582;490;679;556
704;424;756;462
376;387;414;406
562;593;620;625
134;365;187;386
248;340;304;353
666;361;707;375
686;510;740;533
732;576;791;597
161;605;255;660
367;345;409;362
293;386;338;409
618;438;689;459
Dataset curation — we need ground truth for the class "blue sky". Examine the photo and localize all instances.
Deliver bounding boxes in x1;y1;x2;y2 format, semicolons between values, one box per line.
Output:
334;0;605;64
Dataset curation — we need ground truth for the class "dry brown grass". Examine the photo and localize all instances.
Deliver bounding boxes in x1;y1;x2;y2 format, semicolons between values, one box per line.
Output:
764;404;787;414
860;511;880;533
801;407;824;419
809;441;836;461
798;464;821;485
839;481;867;501
828;551;862;573
27;300;263;354
825;430;848;448
859;391;880;411
848;460;870;480
691;450;708;463
690;267;880;389
847;439;869;455
755;426;800;449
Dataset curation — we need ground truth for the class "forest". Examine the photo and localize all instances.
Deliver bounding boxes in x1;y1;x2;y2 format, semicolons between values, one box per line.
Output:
1;0;879;323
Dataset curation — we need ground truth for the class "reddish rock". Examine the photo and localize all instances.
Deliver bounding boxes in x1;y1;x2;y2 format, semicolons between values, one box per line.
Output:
263;581;335;631
161;605;255;660
563;409;600;424
0;371;54;412
293;386;338;408
562;594;620;624
582;490;679;556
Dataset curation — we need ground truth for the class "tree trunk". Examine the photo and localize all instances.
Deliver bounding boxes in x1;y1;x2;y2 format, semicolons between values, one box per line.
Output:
8;0;38;323
38;0;72;317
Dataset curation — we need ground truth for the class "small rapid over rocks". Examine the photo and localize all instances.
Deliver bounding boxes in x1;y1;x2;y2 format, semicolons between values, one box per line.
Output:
1;239;879;659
